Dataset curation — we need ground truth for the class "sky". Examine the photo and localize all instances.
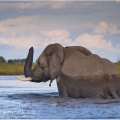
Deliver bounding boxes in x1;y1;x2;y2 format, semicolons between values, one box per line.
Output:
0;1;120;62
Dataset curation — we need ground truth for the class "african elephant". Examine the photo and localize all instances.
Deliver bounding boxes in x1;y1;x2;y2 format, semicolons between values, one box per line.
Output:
17;43;120;99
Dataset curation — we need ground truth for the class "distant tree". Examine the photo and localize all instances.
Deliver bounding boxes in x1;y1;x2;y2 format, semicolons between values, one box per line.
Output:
20;59;26;63
0;56;6;64
13;59;17;63
8;59;19;63
8;58;27;64
8;59;14;63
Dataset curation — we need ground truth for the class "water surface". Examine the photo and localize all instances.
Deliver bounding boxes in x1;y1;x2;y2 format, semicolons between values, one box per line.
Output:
0;76;120;119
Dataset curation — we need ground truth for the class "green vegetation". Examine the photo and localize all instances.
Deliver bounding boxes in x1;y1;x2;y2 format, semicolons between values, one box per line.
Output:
0;56;120;75
0;63;36;75
0;63;24;75
0;56;35;75
115;61;120;73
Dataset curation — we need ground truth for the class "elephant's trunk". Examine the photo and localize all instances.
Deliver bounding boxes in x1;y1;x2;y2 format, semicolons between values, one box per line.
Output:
24;47;33;77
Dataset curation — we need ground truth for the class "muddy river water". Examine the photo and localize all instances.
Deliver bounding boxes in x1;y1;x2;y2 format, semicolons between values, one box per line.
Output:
0;76;120;119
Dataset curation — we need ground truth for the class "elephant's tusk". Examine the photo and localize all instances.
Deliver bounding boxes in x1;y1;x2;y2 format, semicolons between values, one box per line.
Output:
16;76;32;81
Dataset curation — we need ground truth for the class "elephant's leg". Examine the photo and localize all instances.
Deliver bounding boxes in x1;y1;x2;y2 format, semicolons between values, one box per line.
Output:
94;89;111;99
108;87;118;99
116;88;120;98
56;78;68;97
103;92;111;99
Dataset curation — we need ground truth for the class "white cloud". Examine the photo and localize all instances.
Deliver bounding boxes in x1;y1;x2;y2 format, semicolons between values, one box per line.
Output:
0;35;41;49
0;15;76;35
0;16;38;34
93;21;120;34
116;44;120;49
74;33;115;52
78;21;120;35
74;1;97;8
1;27;119;54
0;30;72;49
0;16;72;49
39;30;72;47
0;1;71;10
0;16;120;60
116;0;120;3
93;21;108;34
0;1;98;10
41;30;70;38
50;1;70;9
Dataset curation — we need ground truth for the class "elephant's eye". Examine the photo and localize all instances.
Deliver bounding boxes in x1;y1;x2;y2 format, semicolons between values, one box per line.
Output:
38;62;44;70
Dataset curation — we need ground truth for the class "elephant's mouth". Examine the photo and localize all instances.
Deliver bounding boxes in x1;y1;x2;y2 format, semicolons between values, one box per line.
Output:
31;75;50;83
33;71;51;82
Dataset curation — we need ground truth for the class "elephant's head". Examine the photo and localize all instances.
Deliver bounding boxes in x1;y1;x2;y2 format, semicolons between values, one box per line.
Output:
17;43;64;85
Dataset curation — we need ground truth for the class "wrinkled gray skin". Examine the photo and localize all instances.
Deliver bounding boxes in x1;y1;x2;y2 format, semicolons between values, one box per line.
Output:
24;43;120;99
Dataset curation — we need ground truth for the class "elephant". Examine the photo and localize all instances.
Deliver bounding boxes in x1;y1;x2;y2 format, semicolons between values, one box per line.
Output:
17;43;120;99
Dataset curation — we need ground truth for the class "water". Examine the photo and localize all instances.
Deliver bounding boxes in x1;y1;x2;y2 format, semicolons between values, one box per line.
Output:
0;76;120;119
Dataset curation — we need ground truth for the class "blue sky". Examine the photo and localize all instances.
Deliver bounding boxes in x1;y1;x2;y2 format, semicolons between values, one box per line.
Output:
0;1;120;62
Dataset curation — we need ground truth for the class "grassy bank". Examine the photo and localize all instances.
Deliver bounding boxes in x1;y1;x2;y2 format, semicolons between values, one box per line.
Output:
115;61;120;73
0;62;120;75
0;63;35;75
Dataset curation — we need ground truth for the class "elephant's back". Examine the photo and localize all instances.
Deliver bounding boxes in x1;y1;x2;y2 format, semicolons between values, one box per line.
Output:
62;53;119;78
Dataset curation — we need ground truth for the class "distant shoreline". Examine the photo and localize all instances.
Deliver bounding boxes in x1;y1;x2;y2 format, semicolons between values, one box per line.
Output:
0;63;35;76
0;73;23;75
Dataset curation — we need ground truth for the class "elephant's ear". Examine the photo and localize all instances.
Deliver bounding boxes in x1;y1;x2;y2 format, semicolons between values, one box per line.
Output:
45;43;64;80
